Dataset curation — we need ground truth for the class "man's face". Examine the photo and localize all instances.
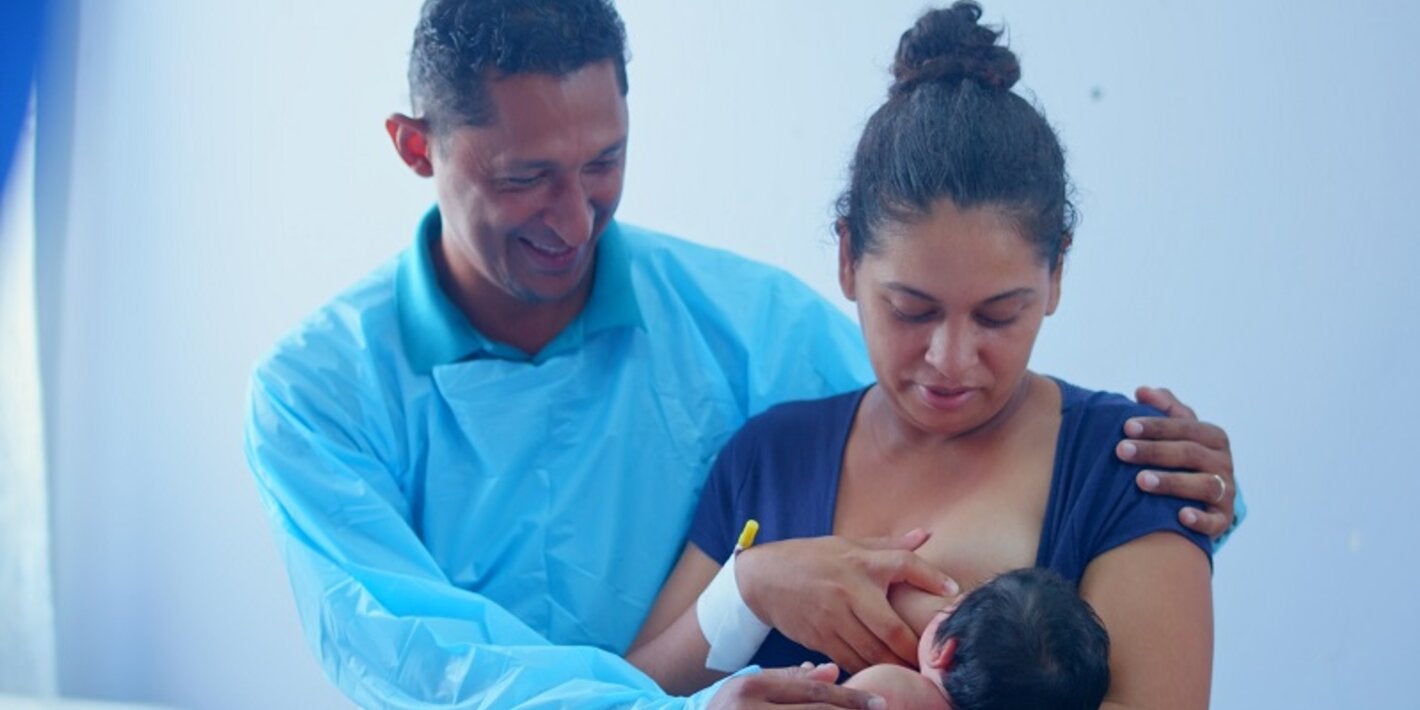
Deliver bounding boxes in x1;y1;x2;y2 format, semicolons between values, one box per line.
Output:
431;61;628;309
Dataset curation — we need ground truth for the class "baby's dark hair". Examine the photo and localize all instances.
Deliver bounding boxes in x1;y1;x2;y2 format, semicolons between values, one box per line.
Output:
836;1;1075;269
935;568;1110;710
408;0;628;135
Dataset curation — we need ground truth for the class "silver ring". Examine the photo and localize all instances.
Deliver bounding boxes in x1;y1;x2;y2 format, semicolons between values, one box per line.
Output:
1211;474;1228;505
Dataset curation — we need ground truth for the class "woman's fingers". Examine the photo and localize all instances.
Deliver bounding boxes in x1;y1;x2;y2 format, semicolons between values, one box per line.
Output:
844;601;917;668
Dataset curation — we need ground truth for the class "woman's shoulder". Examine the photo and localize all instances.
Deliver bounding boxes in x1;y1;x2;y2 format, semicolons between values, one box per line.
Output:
1053;377;1165;426
1039;377;1211;578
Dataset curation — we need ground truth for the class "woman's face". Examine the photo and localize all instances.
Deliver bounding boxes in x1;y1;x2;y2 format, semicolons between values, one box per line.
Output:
839;199;1061;440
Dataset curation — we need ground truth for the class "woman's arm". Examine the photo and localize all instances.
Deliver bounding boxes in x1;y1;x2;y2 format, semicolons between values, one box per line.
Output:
1079;531;1213;710
627;543;727;695
628;534;956;694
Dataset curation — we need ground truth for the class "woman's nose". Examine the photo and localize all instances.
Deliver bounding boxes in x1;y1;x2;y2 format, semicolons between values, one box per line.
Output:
924;322;978;376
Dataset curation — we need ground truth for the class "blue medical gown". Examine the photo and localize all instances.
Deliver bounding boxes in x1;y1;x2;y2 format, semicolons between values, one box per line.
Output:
244;216;871;708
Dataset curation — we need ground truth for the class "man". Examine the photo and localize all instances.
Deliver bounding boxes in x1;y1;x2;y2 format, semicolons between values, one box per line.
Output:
244;1;1240;707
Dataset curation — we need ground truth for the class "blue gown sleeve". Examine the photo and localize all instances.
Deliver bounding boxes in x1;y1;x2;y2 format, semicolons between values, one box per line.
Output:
244;364;727;709
1213;483;1247;551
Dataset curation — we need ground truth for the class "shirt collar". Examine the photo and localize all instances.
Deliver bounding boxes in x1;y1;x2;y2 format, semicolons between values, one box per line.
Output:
396;207;643;373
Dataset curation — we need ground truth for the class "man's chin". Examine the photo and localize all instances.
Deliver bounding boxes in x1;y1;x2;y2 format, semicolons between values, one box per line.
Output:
509;274;592;307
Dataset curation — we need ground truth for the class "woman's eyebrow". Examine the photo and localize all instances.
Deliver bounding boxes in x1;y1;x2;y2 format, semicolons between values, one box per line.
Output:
884;282;937;301
982;287;1036;304
884;284;1036;304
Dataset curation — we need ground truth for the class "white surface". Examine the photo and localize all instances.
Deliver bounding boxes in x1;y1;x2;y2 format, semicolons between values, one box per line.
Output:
0;695;172;710
37;1;1420;708
0;97;57;696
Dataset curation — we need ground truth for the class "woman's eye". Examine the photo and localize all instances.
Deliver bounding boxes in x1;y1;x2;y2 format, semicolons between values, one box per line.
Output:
889;304;936;323
975;313;1017;328
584;159;617;174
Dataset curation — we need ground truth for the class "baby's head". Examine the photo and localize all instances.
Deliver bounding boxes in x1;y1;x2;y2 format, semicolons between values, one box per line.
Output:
847;567;1110;709
926;567;1110;709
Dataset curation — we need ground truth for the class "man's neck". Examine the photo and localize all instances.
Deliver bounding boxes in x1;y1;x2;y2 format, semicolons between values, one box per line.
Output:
435;242;594;357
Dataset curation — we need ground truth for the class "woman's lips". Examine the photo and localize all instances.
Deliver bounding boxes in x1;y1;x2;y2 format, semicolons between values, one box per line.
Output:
917;383;977;410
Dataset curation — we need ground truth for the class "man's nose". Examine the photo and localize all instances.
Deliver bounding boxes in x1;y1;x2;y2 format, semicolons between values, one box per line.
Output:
546;177;596;247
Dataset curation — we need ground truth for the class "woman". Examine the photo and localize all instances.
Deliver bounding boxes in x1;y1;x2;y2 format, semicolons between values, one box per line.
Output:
629;3;1213;708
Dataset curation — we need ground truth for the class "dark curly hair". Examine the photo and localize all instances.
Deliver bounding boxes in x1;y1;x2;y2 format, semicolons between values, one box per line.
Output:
836;1;1076;269
408;0;628;135
936;568;1111;710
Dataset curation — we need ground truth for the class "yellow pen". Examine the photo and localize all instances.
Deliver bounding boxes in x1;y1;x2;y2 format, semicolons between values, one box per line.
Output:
734;519;759;554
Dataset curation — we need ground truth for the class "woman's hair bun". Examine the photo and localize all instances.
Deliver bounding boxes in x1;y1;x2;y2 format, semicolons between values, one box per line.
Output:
891;1;1020;96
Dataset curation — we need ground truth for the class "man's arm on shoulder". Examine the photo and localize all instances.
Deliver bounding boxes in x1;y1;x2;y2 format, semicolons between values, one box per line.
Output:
1119;386;1246;546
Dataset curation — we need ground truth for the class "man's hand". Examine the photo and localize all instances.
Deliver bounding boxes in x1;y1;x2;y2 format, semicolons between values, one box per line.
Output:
1118;386;1236;539
708;664;887;710
736;530;958;673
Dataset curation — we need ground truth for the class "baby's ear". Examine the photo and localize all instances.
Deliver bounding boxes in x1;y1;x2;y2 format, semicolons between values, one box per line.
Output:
928;637;957;671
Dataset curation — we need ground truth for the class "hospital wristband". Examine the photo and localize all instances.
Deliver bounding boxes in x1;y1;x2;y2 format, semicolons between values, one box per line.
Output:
696;551;772;672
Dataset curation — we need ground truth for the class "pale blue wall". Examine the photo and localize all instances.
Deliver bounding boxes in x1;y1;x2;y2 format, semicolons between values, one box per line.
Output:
42;1;1419;707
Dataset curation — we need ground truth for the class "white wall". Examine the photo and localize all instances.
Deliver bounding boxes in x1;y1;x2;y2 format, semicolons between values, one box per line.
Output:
40;1;1419;708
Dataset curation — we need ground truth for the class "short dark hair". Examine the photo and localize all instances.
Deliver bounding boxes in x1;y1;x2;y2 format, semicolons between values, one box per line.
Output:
836;1;1076;269
935;567;1110;710
408;0;629;134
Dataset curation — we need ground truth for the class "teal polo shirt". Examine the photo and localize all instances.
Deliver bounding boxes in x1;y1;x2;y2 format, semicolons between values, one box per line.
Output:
395;208;644;372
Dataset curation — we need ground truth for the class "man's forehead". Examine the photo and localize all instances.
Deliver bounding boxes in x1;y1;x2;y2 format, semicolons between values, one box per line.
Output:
457;63;627;164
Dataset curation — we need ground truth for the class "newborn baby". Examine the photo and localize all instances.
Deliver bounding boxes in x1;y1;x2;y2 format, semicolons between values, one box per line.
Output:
844;568;1110;709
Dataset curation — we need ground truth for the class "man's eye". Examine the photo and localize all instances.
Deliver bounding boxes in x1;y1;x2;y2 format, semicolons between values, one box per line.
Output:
501;175;543;189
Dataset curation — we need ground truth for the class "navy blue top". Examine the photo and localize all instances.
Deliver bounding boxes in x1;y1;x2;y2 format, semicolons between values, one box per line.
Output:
688;377;1212;669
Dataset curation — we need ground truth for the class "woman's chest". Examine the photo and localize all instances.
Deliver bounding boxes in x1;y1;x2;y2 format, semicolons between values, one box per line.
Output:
832;445;1056;589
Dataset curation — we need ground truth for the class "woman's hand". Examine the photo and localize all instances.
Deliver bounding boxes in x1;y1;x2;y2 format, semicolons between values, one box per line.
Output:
736;530;958;672
1119;385;1237;539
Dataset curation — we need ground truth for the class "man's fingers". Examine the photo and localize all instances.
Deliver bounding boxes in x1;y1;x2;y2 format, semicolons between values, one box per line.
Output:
739;670;886;709
1122;416;1229;452
762;663;839;683
1135;385;1197;420
1179;507;1230;538
1135;469;1234;509
1117;439;1228;475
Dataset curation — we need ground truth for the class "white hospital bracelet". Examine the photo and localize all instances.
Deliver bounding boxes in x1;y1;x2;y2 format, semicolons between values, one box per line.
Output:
696;552;772;672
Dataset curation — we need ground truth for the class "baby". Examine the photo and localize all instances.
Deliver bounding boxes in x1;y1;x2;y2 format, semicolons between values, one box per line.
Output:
843;568;1110;709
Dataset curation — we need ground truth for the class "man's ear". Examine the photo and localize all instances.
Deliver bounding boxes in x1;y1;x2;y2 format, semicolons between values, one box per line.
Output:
837;219;858;301
928;637;957;671
385;114;435;177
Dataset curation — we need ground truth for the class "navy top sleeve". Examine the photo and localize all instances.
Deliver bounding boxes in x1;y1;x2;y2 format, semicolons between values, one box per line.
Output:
1035;379;1212;579
688;389;864;563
